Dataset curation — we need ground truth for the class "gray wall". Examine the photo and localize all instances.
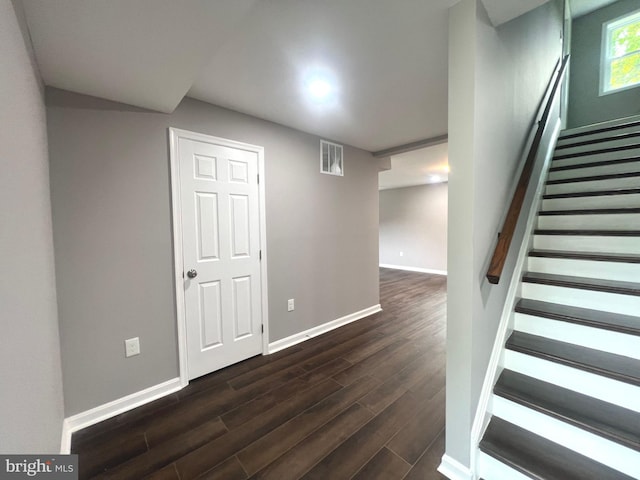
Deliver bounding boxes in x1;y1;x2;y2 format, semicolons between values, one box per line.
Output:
46;90;380;416
568;0;640;128
0;0;64;452
379;183;448;272
446;0;562;467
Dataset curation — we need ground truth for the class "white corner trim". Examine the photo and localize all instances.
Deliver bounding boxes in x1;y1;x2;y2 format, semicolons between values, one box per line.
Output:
168;128;189;387
379;264;447;276
438;455;474;480
469;118;562;472
60;420;72;454
267;304;382;354
60;377;183;453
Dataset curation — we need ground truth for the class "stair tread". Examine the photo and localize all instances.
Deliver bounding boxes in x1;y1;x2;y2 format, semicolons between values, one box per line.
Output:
529;249;640;263
555;132;640;150
547;170;640;185
543;188;640;199
480;417;635;480
539;207;640;215
553;143;640;160
494;370;640;451
550;156;640;172
506;331;640;386
559;119;640;140
523;271;640;296
534;229;640;236
515;298;640;336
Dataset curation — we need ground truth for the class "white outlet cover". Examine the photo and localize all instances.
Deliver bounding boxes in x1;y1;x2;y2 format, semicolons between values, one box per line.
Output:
125;337;140;357
287;299;295;312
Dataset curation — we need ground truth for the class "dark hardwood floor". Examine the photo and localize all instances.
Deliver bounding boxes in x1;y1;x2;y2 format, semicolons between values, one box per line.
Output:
72;268;447;480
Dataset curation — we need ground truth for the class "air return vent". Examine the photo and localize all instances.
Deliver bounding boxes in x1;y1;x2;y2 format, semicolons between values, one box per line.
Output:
320;140;343;176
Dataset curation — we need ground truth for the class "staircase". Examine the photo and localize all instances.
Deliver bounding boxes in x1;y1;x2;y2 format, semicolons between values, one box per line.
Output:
477;117;640;480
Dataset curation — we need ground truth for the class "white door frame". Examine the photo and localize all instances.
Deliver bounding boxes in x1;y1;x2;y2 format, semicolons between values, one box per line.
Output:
168;127;270;387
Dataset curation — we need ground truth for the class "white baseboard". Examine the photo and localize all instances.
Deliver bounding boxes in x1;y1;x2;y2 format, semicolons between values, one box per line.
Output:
267;304;382;354
379;264;447;276
438;454;474;480
60;377;183;453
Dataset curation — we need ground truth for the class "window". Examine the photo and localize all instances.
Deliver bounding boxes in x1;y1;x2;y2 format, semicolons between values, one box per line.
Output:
600;9;640;95
320;140;343;176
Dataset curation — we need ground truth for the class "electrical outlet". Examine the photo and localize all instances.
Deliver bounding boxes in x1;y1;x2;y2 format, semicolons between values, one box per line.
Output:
125;337;140;357
399;251;404;257
287;299;295;312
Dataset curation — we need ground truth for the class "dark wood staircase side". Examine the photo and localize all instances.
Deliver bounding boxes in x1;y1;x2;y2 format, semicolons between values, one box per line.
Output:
505;331;640;387
494;370;640;451
480;417;635;480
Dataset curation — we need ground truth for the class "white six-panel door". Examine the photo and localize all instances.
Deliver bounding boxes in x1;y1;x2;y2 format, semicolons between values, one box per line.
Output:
171;129;264;381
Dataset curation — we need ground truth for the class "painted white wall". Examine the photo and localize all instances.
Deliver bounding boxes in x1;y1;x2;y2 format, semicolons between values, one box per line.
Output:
0;0;64;453
446;0;562;468
46;90;380;416
379;183;448;273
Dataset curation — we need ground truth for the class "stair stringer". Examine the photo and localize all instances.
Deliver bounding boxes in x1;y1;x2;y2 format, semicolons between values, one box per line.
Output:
468;119;561;478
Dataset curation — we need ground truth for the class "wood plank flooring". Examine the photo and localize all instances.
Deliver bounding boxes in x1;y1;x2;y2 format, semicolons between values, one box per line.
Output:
72;268;447;480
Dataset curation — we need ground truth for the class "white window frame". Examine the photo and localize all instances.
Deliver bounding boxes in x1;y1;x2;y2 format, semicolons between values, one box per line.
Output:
320;139;344;176
600;8;640;96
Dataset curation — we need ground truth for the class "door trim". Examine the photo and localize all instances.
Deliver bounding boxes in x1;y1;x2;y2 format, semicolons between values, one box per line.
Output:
168;127;269;387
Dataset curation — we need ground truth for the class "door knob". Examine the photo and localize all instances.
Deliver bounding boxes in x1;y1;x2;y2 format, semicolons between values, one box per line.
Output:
187;269;198;279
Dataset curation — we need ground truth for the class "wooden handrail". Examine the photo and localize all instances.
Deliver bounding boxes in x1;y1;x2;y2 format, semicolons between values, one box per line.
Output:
486;55;570;284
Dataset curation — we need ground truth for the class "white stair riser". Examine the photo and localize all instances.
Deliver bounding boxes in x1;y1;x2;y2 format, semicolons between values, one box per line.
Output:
527;256;640;283
561;116;640;137
533;235;640;255
521;282;640;317
514;313;640;359
537;213;640;230
553;147;640;165
477;452;534;480
545;176;640;194
552;152;640;169
503;350;640;412
554;138;640;157
491;396;640;478
542;193;640;210
548;162;640;181
557;126;640;146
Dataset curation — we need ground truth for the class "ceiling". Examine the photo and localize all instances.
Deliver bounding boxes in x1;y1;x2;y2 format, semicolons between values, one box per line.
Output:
570;0;619;18
482;0;549;25
379;143;449;190
20;0;549;152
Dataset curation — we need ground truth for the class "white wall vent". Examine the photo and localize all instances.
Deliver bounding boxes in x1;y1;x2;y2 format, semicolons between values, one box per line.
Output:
320;140;343;176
